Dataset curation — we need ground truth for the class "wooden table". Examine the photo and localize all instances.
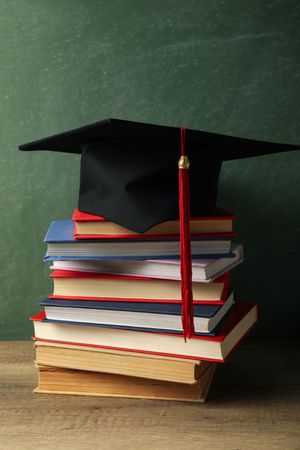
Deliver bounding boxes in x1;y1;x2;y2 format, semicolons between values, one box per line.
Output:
0;340;299;450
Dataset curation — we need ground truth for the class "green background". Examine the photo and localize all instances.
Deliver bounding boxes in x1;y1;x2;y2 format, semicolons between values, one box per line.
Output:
0;0;299;339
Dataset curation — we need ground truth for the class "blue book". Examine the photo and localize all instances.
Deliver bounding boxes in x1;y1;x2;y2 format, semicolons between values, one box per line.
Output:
40;291;235;334
44;220;235;261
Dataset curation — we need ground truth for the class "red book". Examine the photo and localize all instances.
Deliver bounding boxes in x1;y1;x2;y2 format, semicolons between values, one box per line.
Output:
49;270;231;304
72;207;236;240
31;302;258;362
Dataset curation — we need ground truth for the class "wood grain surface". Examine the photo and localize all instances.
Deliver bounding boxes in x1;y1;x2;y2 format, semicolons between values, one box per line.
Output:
0;340;299;450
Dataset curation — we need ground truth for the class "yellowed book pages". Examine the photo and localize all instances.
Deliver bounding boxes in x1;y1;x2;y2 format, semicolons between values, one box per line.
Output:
76;218;232;236
35;340;200;362
35;343;210;384
35;364;217;402
52;276;224;300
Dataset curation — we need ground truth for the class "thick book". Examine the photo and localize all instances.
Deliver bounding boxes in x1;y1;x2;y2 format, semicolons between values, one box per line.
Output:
44;220;235;261
31;302;257;362
35;341;211;384
49;271;231;304
40;291;235;334
72;207;236;239
34;363;217;402
50;243;243;283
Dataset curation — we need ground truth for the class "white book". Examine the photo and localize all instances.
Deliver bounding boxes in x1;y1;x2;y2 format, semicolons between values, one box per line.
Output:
32;302;257;362
50;244;243;282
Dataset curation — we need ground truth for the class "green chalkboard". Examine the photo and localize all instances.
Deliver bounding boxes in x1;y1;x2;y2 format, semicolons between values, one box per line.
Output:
0;0;299;339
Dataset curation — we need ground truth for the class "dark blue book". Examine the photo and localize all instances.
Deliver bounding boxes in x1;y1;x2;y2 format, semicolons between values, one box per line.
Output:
44;220;235;261
40;292;235;334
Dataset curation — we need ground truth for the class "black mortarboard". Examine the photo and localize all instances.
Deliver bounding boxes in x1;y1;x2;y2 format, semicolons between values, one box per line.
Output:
19;118;299;338
19;118;300;234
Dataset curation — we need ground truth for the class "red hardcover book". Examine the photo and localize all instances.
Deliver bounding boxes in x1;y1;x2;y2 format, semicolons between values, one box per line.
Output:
31;302;258;362
49;270;231;304
72;207;236;240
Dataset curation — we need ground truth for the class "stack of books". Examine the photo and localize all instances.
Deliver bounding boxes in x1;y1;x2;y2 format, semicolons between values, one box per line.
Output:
31;208;257;402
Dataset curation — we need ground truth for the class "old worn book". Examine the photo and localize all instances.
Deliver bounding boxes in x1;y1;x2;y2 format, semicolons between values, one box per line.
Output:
35;342;211;384
34;363;216;402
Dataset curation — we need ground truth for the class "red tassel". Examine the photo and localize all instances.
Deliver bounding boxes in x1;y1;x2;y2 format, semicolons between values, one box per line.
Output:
178;127;194;339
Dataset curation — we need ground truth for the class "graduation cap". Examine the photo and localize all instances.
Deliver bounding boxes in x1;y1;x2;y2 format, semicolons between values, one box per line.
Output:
19;118;300;338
